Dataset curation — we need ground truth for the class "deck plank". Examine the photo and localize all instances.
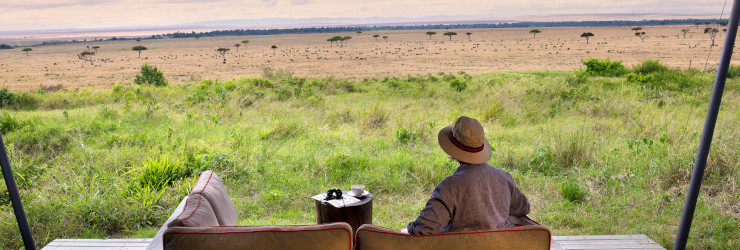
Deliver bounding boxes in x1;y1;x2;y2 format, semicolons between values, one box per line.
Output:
43;235;665;250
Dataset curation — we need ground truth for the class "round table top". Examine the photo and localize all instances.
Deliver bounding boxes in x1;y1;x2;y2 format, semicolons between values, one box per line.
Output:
343;191;373;206
314;191;373;207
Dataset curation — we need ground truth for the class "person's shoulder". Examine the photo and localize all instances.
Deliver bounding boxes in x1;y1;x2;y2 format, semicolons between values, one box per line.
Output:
483;164;516;180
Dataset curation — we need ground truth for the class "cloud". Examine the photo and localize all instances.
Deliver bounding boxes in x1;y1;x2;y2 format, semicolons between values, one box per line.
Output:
0;0;729;32
291;0;312;5
3;0;116;10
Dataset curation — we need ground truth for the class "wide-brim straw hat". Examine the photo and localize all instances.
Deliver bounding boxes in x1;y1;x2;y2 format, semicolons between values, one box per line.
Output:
438;116;492;164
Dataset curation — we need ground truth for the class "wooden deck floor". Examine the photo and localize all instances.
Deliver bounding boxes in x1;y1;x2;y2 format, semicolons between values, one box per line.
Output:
43;234;665;250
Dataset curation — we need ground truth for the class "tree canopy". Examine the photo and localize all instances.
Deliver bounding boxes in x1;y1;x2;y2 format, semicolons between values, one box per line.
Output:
22;48;32;56
443;32;457;41
426;31;437;39
132;45;147;58
580;32;594;44
529;29;541;38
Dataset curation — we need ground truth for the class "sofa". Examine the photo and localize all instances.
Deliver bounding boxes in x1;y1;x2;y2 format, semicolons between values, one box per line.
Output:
147;170;551;250
146;170;354;250
355;223;551;250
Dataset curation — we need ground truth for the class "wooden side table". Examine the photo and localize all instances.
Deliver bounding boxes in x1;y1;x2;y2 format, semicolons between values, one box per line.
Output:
315;191;373;232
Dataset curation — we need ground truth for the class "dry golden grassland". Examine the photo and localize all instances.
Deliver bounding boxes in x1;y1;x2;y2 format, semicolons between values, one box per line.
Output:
1;25;736;90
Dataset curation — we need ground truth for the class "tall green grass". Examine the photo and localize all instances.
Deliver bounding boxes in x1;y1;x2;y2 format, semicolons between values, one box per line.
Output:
0;65;737;249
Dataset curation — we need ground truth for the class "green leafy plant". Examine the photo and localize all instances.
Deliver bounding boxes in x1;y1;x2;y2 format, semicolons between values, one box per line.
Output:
134;64;167;87
182;153;234;177
561;180;588;203
0;89;16;107
529;148;555;175
135;155;183;191
626;73;653;83
581;58;628;76
449;78;467;91
395;127;418;144
0;112;21;133
632;59;668;74
726;64;740;78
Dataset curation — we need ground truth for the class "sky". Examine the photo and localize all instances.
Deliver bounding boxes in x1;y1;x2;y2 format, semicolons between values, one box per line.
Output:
0;0;729;32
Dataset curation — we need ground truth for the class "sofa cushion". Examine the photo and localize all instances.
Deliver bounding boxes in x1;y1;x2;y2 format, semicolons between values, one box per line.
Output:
166;193;219;228
163;222;353;250
355;224;551;250
191;170;238;226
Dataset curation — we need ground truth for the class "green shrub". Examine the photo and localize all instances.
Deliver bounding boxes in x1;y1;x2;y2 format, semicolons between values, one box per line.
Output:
182;153;234;177
395;127;418;144
529;148;556;175
0;112;21;134
632;59;668;74
626;73;653;83
450;78;467;91
0;89;38;110
561;180;588;203
581;58;628;76
0;89;15;107
134;64;167;87
726;64;740;78
136;155;183;191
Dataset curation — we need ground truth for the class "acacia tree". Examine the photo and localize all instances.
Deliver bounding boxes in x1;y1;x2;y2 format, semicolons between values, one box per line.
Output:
328;36;343;47
22;48;32;56
356;30;362;35
529;29;541;38
78;51;96;65
271;45;277;56
241;40;249;49
216;47;229;63
694;22;702;30
382;35;388;42
342;36;352;45
705;27;719;46
92;46;100;53
132;45;147;58
681;29;690;39
444;32;457;41
580;32;594;44
234;43;240;52
373;34;379;41
426;31;437;40
635;31;647;42
465;32;472;40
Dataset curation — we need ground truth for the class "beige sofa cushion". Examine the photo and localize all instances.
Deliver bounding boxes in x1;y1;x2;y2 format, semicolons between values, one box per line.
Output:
191;170;238;226
355;224;551;250
163;222;353;250
166;193;219;227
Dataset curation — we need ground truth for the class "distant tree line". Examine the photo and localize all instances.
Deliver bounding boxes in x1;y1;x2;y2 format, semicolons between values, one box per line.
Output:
159;18;730;39
14;18;731;47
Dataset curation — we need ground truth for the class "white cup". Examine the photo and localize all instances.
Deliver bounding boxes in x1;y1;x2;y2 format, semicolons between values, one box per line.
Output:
351;184;365;197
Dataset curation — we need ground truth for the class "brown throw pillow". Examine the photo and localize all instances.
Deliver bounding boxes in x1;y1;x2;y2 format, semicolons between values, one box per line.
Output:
166;193;219;227
191;170;238;226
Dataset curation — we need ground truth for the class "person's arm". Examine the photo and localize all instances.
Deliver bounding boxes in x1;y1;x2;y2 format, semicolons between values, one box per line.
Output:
508;174;530;216
406;183;454;235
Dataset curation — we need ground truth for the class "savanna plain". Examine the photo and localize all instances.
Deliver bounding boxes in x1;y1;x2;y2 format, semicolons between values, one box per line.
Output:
0;25;738;249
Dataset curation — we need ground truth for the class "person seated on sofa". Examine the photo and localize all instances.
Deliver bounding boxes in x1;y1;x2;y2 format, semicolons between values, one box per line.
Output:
406;116;530;235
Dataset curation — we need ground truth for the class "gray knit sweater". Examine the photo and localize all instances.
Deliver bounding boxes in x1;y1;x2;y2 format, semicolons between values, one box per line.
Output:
407;163;530;235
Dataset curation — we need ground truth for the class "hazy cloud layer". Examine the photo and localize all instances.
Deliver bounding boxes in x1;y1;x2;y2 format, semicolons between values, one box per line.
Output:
0;0;727;31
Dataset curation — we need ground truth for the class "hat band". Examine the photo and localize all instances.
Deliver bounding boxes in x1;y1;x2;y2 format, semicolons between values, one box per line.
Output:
449;131;484;153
